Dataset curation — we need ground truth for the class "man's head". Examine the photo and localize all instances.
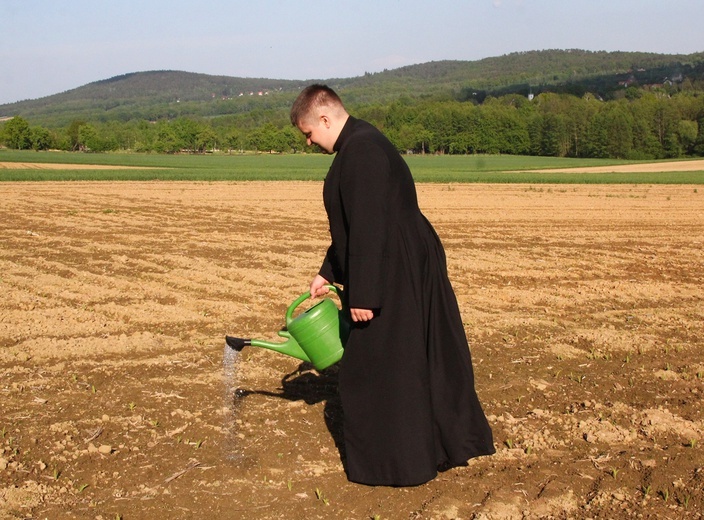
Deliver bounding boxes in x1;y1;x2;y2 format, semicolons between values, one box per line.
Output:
290;84;349;154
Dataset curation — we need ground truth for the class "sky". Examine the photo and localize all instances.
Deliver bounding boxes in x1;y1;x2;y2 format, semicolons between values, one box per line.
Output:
1;0;703;105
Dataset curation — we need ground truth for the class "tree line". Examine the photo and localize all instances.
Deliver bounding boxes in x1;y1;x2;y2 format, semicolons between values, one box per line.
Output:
3;85;704;159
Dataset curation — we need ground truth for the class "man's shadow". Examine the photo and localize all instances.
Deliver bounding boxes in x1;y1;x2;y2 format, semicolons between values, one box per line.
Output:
233;362;346;466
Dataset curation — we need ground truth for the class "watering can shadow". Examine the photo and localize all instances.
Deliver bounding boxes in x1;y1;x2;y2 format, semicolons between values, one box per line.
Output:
226;285;350;371
233;363;346;464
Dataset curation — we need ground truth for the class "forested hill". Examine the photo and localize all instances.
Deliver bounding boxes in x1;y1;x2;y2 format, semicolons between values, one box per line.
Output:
0;72;309;127
341;49;704;101
3;49;704;127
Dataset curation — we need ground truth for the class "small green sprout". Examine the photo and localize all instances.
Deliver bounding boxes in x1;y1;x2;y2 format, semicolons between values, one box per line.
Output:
315;487;329;505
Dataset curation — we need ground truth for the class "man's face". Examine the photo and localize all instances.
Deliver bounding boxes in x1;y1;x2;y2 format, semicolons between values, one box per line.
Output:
297;115;335;154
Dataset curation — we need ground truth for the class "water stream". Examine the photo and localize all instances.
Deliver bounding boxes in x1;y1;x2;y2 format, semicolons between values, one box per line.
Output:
222;343;242;460
223;342;240;399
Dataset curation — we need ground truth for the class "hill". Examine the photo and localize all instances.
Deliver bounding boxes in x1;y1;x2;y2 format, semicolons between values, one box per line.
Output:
1;49;703;127
0;71;309;127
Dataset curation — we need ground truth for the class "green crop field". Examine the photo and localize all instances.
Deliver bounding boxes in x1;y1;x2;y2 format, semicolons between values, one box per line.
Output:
1;150;703;183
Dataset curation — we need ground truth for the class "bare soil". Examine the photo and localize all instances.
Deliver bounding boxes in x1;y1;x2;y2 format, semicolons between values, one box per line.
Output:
1;180;703;519
522;159;704;173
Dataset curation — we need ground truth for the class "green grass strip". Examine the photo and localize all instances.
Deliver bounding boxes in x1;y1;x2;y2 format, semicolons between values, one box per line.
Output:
1;151;702;184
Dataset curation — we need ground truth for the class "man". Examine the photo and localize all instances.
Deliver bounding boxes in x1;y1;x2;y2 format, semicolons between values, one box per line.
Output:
290;84;494;486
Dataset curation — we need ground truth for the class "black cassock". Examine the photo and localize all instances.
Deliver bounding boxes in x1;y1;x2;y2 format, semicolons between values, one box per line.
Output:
319;116;495;486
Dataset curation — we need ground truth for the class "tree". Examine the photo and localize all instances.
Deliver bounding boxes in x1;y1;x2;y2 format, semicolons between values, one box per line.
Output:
281;125;303;153
628;94;665;158
531;93;573;157
526;113;544;156
564;95;598;157
225;128;245;154
247;123;287;153
676;120;698;155
78;124;99;151
66;120;87;151
478;103;530;154
693;116;704;156
3;116;31;149
645;96;682;157
604;104;634;159
540;113;570;157
196;127;217;153
30;126;53;150
584;111;609;158
153;123;181;154
173;118;202;152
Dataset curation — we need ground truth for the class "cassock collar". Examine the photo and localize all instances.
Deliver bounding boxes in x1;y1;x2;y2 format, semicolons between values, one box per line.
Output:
333;116;357;153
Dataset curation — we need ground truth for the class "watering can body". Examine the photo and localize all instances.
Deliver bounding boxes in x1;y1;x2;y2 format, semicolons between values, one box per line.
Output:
226;285;349;370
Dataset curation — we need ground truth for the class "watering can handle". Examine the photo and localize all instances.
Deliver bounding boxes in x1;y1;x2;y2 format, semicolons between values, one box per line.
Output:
285;284;339;327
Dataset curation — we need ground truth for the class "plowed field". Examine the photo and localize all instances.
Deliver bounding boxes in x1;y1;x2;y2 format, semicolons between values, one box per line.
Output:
1;181;703;519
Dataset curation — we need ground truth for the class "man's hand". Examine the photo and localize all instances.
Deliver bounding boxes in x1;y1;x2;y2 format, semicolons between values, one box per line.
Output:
350;308;373;322
311;275;373;322
309;274;331;298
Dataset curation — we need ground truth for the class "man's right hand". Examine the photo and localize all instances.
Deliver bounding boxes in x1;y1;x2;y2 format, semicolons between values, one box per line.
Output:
309;274;331;298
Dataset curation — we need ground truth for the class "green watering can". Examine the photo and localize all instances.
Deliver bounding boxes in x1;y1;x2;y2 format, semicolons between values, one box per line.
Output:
225;285;350;371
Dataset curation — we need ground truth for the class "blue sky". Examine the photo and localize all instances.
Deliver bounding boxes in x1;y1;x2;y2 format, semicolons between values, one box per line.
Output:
1;0;703;105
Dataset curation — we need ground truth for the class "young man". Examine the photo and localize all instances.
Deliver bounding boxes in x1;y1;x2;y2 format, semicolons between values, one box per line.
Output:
290;84;494;486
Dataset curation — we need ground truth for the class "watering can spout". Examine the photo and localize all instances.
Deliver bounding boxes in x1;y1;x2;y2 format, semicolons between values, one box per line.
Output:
225;332;312;363
225;336;250;351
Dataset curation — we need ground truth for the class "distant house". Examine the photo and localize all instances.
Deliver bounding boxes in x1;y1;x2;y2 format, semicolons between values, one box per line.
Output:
618;75;637;88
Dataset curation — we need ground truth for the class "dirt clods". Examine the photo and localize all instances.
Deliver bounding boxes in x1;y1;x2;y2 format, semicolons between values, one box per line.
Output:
1;181;703;519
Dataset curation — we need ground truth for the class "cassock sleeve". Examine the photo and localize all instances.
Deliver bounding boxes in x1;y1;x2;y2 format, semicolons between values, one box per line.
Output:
339;140;389;309
318;244;340;284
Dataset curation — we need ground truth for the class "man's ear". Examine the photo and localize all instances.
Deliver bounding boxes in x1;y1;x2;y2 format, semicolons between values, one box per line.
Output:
320;115;331;128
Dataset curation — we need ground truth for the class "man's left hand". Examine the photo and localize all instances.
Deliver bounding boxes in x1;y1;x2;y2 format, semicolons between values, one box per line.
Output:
350;308;374;322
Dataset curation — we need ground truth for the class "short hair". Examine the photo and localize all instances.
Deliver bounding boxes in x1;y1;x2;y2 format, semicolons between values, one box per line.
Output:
290;84;345;126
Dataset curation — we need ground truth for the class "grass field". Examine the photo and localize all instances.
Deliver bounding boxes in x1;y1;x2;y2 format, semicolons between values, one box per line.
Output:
1;149;704;183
